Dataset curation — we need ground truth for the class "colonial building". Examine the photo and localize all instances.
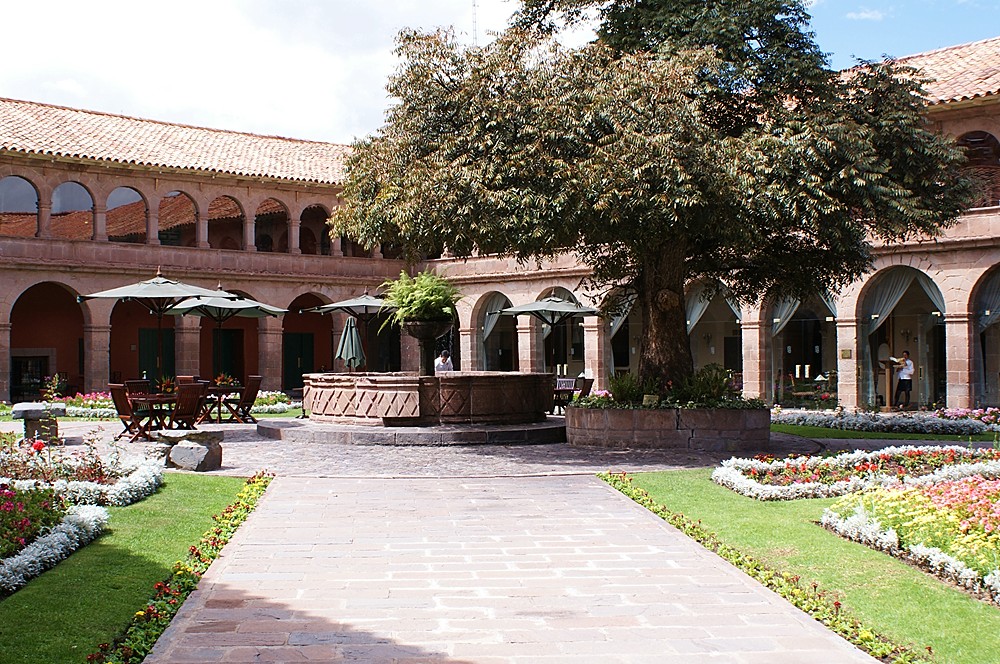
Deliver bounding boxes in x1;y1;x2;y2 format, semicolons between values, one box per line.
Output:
2;35;999;409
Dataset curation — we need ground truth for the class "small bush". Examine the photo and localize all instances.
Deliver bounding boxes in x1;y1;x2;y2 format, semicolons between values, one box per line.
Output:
0;483;66;558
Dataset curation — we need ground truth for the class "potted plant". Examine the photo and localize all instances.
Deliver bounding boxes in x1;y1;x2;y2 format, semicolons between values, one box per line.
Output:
381;270;461;375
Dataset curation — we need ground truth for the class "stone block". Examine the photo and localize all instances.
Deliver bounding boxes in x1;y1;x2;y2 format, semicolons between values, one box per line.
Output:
165;432;224;471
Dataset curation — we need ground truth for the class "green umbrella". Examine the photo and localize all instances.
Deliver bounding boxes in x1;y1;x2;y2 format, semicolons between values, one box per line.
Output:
167;288;286;376
335;317;366;371
499;296;598;327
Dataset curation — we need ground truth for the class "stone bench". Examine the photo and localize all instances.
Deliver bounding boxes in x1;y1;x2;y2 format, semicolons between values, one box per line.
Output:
11;402;67;444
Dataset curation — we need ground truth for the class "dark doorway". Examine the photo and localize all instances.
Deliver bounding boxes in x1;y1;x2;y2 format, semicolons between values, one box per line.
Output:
283;332;314;390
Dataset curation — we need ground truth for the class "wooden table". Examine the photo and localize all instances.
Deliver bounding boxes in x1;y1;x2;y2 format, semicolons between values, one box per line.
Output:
197;385;244;424
128;394;176;442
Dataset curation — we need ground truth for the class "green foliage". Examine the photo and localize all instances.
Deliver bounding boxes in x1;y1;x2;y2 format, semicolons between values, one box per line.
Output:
0;484;65;559
607;372;657;404
335;3;971;386
672;363;738;402
41;374;66;401
380;270;461;326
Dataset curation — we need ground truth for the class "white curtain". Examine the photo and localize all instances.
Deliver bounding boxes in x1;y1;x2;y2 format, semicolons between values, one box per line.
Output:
481;293;510;341
915;272;946;314
725;294;743;323
770;296;801;336
819;290;838;318
686;284;712;334
609;291;637;338
864;269;914;334
978;273;1000;330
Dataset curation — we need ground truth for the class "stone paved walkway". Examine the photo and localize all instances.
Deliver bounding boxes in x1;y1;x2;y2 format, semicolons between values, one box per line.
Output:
3;420;881;662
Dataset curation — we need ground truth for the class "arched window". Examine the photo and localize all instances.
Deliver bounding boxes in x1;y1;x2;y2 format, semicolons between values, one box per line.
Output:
52;181;94;240
107;186;146;243
0;175;38;237
958;131;1000;208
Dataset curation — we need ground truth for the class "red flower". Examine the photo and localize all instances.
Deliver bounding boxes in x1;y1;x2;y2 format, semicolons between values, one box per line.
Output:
31;440;45;452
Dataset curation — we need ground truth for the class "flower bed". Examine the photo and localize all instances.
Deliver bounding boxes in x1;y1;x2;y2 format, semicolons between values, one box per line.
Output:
1;504;108;596
1;483;65;558
713;446;1000;500
936;407;1000;427
3;460;163;506
772;409;993;436
823;477;1000;606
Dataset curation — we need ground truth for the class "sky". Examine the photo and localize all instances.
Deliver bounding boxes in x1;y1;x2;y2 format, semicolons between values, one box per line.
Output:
1;0;998;145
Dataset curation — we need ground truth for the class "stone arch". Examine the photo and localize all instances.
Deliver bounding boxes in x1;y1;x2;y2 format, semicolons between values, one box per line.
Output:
52;180;95;240
473;291;518;371
0;174;39;238
207;195;245;250
158;190;198;247
764;291;838;406
107;186;147;244
602;287;640;376
300;204;332;256
283;293;333;390
10;281;86;401
686;281;744;380
254;198;289;253
856;265;947;409
958;130;1000;208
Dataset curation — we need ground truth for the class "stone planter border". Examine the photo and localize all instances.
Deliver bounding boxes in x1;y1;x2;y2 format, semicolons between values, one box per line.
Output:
565;406;770;452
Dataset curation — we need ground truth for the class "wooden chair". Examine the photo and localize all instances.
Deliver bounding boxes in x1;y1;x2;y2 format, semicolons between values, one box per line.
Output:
224;375;262;423
575;377;594;399
109;384;140;441
170;382;205;429
552;377;577;414
124;379;151;399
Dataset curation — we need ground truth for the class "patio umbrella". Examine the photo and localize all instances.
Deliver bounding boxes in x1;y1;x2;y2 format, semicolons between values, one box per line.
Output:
304;293;396;371
167;287;286;376
335;316;366;371
498;296;599;327
79;269;228;375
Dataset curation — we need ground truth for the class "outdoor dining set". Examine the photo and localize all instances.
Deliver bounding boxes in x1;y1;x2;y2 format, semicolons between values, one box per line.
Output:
110;375;262;443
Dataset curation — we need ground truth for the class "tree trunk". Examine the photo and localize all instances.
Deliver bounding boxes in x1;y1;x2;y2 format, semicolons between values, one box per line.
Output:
637;243;694;391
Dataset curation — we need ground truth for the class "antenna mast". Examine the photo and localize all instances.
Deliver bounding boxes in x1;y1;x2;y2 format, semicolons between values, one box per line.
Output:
472;0;479;46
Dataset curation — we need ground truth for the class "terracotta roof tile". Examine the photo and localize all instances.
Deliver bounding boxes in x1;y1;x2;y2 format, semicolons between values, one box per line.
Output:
0;97;350;184
895;35;1000;105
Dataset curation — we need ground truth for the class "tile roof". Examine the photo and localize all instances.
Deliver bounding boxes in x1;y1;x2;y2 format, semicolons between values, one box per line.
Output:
0;97;350;184
895;35;1000;105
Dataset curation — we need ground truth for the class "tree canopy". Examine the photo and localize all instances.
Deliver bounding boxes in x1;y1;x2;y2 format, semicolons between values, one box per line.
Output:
331;0;972;387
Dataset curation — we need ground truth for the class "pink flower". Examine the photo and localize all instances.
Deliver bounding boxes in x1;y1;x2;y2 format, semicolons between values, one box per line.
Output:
31;440;45;452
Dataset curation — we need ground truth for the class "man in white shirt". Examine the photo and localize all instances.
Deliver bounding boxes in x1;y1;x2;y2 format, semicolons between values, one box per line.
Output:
434;350;454;373
893;350;914;410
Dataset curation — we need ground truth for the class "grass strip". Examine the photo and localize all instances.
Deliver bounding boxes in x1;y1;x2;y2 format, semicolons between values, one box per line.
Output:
624;469;1000;664
0;472;247;664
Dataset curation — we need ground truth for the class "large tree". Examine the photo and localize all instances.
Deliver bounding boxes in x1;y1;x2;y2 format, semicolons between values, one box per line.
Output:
331;1;971;388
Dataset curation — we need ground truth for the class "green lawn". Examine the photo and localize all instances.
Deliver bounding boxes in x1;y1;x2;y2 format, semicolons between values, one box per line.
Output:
0;473;247;664
630;469;1000;664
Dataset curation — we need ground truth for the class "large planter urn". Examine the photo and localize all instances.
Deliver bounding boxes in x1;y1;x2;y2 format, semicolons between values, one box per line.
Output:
403;319;454;376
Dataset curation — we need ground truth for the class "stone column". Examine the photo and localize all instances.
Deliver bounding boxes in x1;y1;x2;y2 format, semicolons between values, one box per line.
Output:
836;317;860;410
289;218;301;255
93;204;108;241
740;315;768;401
330;235;343;256
582;319;609;390
945;312;974;409
373;244;384;260
0;322;10;402
196;208;210;248
460;325;476;371
83;324;111;394
244;216;256;252
146;206;160;245
36;202;52;239
517;320;542;373
258;317;283;391
173;316;201;377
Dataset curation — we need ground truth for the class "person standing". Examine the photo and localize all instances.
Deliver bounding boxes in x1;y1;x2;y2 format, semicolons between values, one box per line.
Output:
434;349;454;373
893;350;914;410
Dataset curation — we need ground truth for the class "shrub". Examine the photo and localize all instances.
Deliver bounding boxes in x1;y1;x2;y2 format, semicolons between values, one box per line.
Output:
0;483;66;558
381;270;461;327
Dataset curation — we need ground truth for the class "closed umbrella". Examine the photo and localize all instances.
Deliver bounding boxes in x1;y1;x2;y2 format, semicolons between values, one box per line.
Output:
335;316;366;371
167;287;286;376
80;269;229;375
305;293;396;371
